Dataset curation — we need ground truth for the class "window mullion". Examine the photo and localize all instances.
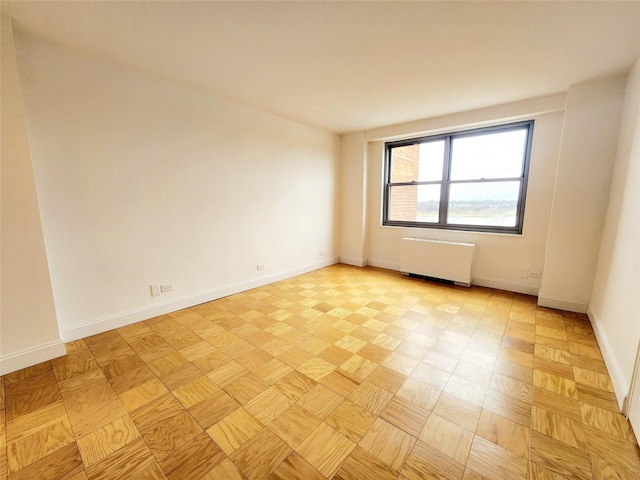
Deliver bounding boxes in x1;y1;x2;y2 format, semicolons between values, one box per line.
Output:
388;181;442;187
448;176;523;185
439;136;451;224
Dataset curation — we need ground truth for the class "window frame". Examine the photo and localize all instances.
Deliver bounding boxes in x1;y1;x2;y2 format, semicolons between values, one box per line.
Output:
382;120;534;235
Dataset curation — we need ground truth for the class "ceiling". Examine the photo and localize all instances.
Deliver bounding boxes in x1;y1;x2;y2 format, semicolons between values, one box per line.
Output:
2;1;639;134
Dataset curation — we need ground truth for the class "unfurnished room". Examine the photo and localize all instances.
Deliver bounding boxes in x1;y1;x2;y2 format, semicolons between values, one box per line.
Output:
1;1;639;479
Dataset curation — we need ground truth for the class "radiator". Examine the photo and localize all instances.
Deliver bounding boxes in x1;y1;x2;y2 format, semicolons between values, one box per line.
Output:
400;237;475;286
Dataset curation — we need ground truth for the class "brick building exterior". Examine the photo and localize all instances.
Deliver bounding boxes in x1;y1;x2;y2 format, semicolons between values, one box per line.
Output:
389;144;419;221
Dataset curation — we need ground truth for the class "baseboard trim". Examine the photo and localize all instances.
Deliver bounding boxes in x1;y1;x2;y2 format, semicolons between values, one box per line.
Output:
0;339;67;376
587;304;628;410
537;295;588;313
60;258;339;342
339;257;368;267
472;276;539;296
366;259;401;271
363;262;540;296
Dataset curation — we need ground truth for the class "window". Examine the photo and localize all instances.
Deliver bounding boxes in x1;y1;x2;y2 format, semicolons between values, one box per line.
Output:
383;120;534;234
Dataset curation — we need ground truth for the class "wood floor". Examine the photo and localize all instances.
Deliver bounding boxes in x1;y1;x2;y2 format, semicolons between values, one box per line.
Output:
1;264;639;480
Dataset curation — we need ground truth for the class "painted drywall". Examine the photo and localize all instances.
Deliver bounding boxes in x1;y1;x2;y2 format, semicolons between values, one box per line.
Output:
539;75;627;313
350;97;566;295
588;58;640;407
340;132;367;266
13;32;340;341
0;17;65;374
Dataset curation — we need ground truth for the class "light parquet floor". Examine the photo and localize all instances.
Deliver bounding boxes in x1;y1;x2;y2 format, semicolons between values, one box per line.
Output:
1;265;639;480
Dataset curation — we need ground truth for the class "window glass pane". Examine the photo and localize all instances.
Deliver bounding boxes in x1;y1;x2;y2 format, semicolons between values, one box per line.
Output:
390;140;444;183
389;185;440;222
447;181;520;227
418;141;444;182
450;129;527;181
390;145;419;183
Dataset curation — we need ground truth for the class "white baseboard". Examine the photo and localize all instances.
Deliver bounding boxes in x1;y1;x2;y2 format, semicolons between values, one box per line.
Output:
365;263;540;296
472;276;539;296
366;259;401;271
339;257;368;267
0;339;67;376
587;304;628;410
60;258;339;342
537;295;588;313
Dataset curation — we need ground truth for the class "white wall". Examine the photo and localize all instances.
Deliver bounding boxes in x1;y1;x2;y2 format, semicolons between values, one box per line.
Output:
14;32;340;341
539;75;627;313
588;59;640;406
344;96;566;295
340;132;367;266
0;17;65;374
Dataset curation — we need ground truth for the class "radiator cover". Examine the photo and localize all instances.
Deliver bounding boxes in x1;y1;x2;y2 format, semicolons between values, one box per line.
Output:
400;237;475;286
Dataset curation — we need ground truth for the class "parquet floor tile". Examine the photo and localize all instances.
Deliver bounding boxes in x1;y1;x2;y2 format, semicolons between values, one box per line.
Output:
158;363;203;391
267;403;322;449
589;454;637;480
188;389;239;429
3;265;640;479
6;441;83;480
158;432;225;480
230;428;291;480
224;372;271;404
418;414;473;465
348;380;394;415
476;409;529;458
107;364;156;395
76;415;140;468
432;391;482;432
529;430;592;479
296;422;355;478
244;387;292;425
334;446;398;480
5;370;61;422
118;378;168;413
273;370;316;401
531;405;587;450
367;365;408;394
444;374;487;407
171;375;220;409
206;407;263;456
202;457;244;480
4;362;52;385
401;440;465;480
379;395;429;438
84;437;155;480
139;409;203;461
583;426;640;476
360;417;416;470
67;398;128;440
268;452;325;480
467;435;528;480
7;415;75;473
483;388;531;427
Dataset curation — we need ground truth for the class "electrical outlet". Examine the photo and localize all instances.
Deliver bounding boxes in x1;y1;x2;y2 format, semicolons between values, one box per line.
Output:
160;282;174;293
519;269;529;279
150;284;161;297
319;250;325;257
528;270;541;279
257;263;265;271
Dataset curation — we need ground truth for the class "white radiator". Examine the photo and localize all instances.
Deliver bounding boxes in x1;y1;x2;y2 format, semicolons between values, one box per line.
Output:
400;237;475;286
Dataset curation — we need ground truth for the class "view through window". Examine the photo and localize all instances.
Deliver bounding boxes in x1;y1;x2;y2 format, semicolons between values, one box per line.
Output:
383;121;534;234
